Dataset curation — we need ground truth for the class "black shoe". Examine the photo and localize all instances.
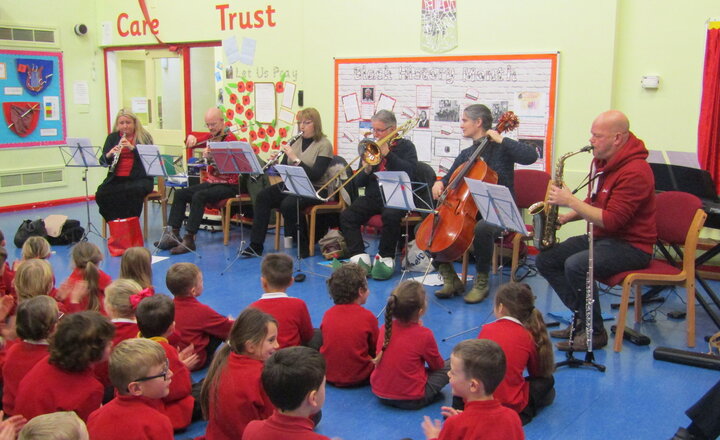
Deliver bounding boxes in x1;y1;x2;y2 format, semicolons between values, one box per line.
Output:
670;427;699;440
240;243;263;258
556;328;608;352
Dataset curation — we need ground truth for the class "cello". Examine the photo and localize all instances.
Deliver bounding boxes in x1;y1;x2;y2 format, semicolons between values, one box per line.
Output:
415;111;519;262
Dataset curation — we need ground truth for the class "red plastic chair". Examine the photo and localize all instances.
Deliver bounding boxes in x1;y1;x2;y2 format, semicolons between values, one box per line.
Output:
599;191;706;352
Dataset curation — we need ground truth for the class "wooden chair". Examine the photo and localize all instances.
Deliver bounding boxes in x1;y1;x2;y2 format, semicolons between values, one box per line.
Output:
102;176;167;239
599;191;707;352
206;194;251;246
273;199;347;256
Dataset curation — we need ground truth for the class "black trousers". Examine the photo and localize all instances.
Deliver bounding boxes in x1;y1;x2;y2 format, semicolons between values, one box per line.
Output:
686;378;720;439
167;182;236;234
340;195;407;258
96;177;153;222
249;183;324;249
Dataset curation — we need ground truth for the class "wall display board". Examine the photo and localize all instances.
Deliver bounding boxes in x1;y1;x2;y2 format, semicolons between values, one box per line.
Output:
0;49;66;148
334;54;558;177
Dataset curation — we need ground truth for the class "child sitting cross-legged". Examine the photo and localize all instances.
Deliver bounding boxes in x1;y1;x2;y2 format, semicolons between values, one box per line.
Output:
167;262;233;370
249;253;314;348
320;262;378;387
201;307;279;440
87;338;174;440
370;280;449;410
15;311;115;422
2;296;59;416
243;346;332;440
421;339;524;440
136;293;198;430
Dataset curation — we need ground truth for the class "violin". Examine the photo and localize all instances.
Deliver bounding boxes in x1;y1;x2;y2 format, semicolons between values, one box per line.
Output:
415;112;519;262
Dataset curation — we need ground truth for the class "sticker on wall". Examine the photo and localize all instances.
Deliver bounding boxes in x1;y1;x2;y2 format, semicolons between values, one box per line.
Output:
16;59;53;95
0;63;5;80
43;96;60;121
4;102;40;137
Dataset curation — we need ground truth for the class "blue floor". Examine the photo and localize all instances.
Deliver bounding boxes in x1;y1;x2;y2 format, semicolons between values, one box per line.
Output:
2;200;719;440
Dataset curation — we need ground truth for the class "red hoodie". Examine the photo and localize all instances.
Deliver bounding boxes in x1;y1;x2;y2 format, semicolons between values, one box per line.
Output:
586;132;657;253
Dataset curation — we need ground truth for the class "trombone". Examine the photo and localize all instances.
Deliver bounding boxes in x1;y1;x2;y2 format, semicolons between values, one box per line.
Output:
315;117;419;201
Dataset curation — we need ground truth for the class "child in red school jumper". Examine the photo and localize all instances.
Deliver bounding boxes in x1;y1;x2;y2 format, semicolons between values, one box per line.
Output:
166;262;233;370
243;346;331;440
249;253;314;348
371;280;449;410
87;338;174;440
15;311;115;422
121;247;156;295
93;278;151;392
18;411;87;440
2;296;59;416
421;339;524;440
475;282;555;424
58;242;111;315
136;293;198;430
0;247;16;299
12;236;52;272
13;259;54;303
200;307;279;440
320;263;378;387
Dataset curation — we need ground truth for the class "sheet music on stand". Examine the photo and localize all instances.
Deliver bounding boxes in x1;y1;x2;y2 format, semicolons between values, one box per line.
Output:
375;171;435;213
136;144;167;177
464;177;529;236
209;141;263;177
274;165;325;201
60;138;100;167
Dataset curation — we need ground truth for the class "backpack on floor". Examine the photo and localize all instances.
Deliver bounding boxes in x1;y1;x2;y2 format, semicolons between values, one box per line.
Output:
318;229;347;260
13;219;47;248
46;220;85;246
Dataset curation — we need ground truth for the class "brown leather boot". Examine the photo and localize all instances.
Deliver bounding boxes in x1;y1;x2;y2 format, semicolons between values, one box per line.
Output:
170;234;196;255
154;227;180;250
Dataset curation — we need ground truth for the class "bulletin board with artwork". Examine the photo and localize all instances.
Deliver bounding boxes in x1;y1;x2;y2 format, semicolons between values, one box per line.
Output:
0;49;66;148
334;54;558;177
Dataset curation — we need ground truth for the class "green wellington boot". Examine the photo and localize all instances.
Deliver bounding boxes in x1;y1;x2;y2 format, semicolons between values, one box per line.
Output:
434;263;465;299
464;272;490;304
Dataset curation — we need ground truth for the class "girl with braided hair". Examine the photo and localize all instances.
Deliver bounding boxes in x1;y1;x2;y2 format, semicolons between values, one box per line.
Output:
370;280;449;410
476;282;556;424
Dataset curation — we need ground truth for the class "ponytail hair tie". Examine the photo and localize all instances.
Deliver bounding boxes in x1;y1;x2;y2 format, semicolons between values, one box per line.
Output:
129;288;154;310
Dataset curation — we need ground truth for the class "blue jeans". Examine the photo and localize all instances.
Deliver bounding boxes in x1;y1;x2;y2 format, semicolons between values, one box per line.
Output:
535;235;652;332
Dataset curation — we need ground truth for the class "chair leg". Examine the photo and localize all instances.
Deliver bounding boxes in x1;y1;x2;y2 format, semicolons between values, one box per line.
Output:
143;199;149;238
102;219;107;239
614;283;632;352
221;205;230;246
687;281;696;348
510;235;521;282
491;244;499;274
274;212;281;251
308;211;316;257
161;199;168;228
634;285;643;323
461;249;469;284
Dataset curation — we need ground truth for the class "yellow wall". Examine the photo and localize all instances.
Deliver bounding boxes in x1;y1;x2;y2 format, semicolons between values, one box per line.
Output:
2;0;719;228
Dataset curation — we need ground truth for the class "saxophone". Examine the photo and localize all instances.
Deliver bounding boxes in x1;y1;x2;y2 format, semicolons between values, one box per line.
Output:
528;145;593;250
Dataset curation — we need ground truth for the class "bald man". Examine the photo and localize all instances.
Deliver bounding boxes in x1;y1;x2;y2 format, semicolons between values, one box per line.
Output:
155;107;238;254
536;110;657;351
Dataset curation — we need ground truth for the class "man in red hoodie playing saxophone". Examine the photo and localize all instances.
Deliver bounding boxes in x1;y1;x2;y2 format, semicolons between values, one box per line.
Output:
536;110;657;351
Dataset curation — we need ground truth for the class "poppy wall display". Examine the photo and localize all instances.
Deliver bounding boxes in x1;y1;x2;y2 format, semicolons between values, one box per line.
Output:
0;49;66;148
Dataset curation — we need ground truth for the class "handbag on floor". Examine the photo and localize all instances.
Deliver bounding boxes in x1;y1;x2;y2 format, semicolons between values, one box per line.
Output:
13;219;47;248
107;217;143;256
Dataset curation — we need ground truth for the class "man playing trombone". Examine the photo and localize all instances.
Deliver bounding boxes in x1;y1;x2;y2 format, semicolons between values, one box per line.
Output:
155;107;238;254
340;110;418;280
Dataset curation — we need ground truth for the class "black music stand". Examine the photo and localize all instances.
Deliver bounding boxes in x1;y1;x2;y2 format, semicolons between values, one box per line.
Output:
273;164;328;282
59;138;104;241
440;178;530;341
137;144;198;257
374;171;451;317
212;142;264;274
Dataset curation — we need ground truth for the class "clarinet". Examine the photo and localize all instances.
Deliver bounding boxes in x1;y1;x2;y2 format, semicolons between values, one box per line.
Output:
585;222;595;353
109;132;125;173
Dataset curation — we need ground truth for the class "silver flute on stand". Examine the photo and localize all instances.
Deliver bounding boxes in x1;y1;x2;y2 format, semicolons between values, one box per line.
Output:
555;221;606;372
108;132;126;173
